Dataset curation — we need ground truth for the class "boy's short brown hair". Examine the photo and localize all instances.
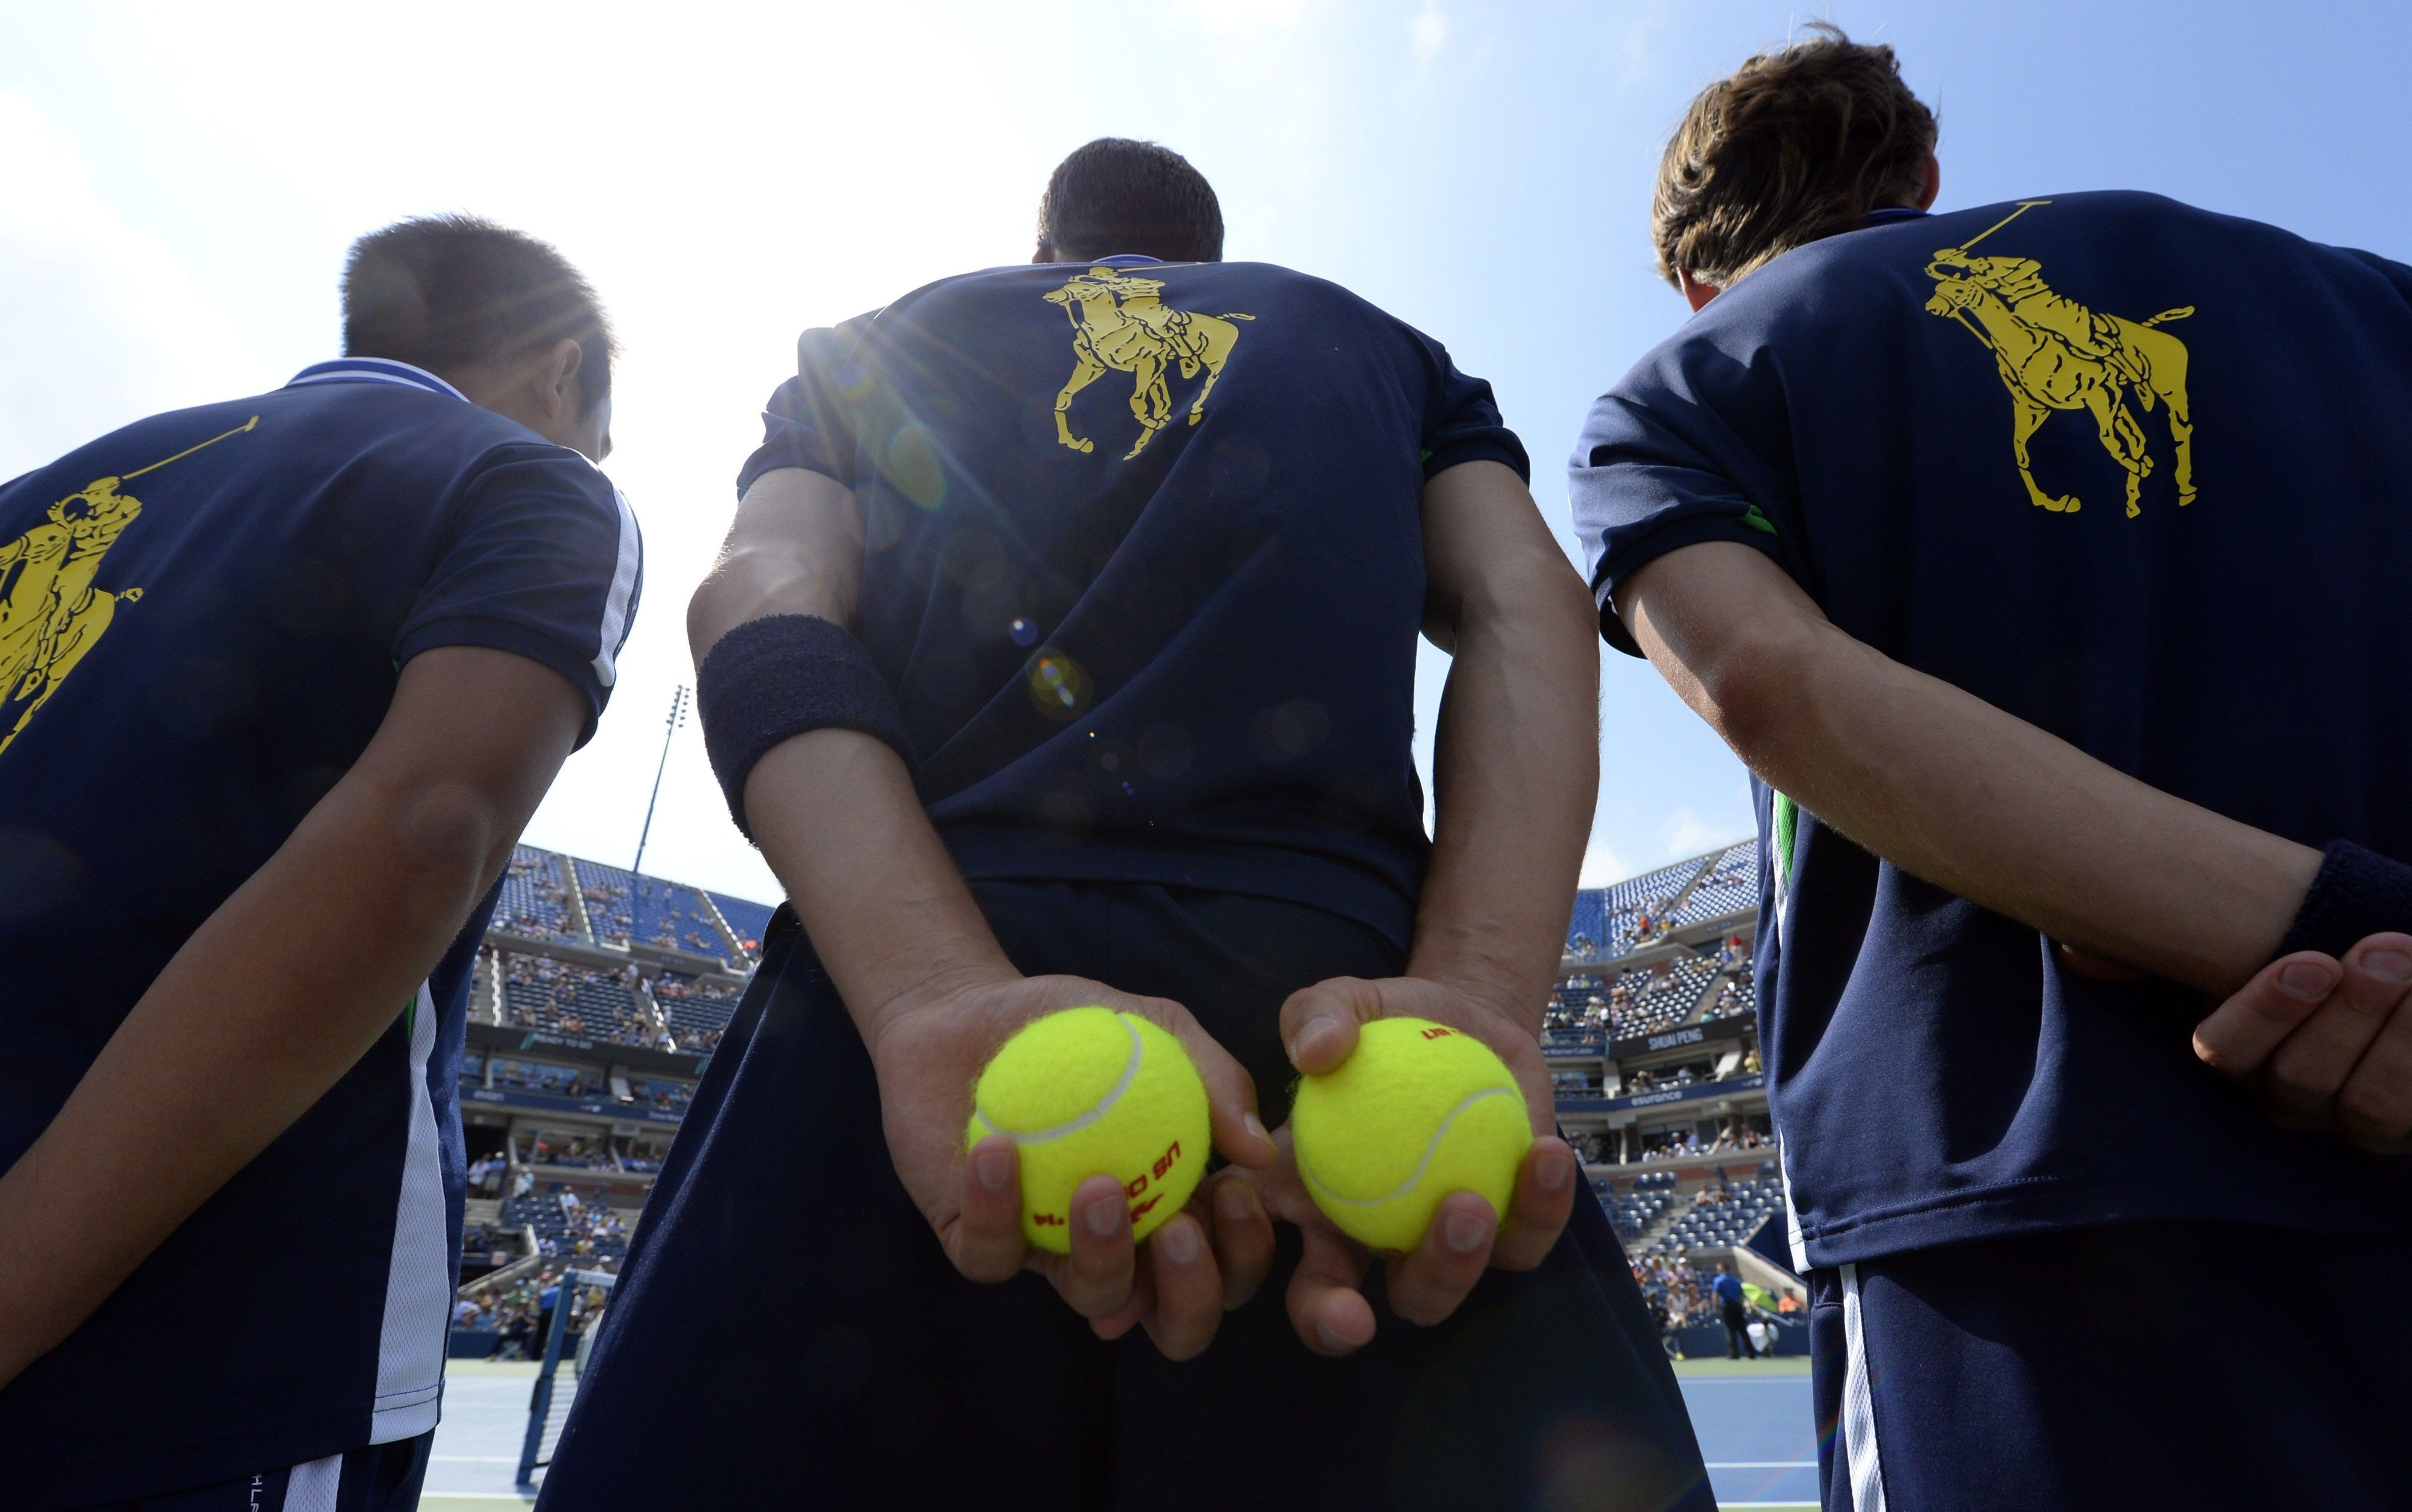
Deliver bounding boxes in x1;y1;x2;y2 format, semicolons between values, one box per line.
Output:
1652;24;1937;289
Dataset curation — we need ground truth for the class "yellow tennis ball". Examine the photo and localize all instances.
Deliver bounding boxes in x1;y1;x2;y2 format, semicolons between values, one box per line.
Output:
965;1006;1210;1255
1291;1016;1533;1252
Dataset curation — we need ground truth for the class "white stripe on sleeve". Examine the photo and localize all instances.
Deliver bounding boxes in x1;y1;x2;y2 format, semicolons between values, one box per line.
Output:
590;484;642;688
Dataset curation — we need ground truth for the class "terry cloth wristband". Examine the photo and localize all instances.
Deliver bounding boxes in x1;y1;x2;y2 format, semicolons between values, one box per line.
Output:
2275;840;2412;961
696;614;911;838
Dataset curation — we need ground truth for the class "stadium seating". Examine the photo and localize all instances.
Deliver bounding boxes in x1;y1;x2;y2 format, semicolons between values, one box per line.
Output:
496;846;584;943
652;972;741;1054
1561;838;1764;957
709;891;775;961
499;1191;632;1265
569;859;733;960
1670;838;1760;925
1654;1176;1785;1256
1611;955;1719;1038
497;954;660;1047
1705;970;1756;1019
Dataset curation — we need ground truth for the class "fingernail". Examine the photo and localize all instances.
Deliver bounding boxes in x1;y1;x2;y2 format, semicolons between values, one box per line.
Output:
1157;1218;1201;1265
974;1145;1012;1191
2279;962;2335;1001
1291;1015;1342;1065
1444;1209;1491;1253
1086;1196;1123;1237
2367;950;2412;985
1538;1145;1572;1190
1245;1112;1270;1145
1216;1182;1255;1224
1315;1318;1353;1352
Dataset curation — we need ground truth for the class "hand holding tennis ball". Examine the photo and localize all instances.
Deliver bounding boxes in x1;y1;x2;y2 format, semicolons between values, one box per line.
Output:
868;972;1274;1361
1265;976;1580;1353
965;1005;1211;1253
1291;1016;1533;1251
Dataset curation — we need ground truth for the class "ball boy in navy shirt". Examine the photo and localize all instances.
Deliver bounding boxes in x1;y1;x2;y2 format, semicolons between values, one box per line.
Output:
0;216;640;1510
544;139;1710;1511
1573;28;2412;1510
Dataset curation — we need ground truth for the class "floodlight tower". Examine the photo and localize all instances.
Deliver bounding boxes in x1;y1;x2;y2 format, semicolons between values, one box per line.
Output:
631;683;689;875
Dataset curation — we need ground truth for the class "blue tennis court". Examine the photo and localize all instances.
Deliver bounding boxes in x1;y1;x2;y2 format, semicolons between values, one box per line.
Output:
421;1356;1823;1511
1675;1358;1820;1509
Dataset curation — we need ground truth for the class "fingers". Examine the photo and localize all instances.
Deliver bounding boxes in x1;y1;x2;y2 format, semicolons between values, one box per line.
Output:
2334;989;2412;1153
1181;1020;1276;1171
951;1135;1027;1283
1489;1136;1578;1272
1113;989;1274;1171
1207;1173;1277;1310
1384;1191;1496;1326
1044;1173;1137;1321
1279;976;1386;1076
1285;1218;1376;1357
2253;936;2412;1125
1135;1213;1224;1361
2192;952;2340;1077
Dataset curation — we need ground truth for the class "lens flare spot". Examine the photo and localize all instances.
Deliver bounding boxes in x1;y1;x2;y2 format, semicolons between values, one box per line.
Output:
1026;649;1091;721
1009;616;1038;646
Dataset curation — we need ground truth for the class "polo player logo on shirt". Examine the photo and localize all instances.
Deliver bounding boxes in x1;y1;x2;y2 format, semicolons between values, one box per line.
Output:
0;415;255;755
1922;201;2197;518
1044;266;1254;460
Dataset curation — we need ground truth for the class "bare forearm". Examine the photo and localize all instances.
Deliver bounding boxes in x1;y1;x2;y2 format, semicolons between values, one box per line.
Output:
743;734;1015;1038
1409;578;1600;1029
1629;544;2316;997
0;768;515;1377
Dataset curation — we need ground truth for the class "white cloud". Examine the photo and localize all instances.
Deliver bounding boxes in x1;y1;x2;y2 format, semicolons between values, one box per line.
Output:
1616;0;1672;89
0;92;276;481
1579;839;1630;889
1659;806;1727;860
1410;0;1449;65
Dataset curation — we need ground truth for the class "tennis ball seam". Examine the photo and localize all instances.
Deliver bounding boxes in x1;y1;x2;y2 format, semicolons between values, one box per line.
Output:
1296;1085;1520;1208
970;1012;1143;1143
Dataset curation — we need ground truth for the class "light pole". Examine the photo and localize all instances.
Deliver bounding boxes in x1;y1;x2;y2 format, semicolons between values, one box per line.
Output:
632;684;688;875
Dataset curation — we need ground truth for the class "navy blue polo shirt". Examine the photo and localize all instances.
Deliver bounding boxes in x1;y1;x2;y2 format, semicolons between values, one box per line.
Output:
0;358;640;1502
739;256;1525;949
1571;192;2412;1266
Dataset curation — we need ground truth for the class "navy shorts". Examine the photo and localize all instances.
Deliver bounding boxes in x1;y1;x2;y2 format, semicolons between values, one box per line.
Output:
540;881;1711;1511
1809;1220;2412;1510
63;1431;430;1512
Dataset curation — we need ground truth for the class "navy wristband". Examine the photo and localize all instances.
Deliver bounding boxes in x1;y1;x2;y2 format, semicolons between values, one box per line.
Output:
695;614;912;838
2275;840;2412;961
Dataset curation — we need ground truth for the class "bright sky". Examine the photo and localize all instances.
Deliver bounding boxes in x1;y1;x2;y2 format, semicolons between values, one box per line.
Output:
7;1;2409;907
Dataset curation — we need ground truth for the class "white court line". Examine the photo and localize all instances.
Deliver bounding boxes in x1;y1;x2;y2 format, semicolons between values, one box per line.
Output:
1705;1461;1817;1468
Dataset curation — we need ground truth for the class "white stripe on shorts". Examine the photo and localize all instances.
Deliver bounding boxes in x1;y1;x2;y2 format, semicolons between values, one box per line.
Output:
284;1451;342;1512
1839;1262;1889;1512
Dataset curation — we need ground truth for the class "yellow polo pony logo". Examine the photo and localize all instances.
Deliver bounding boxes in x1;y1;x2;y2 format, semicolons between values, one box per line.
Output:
1924;201;2197;518
0;415;255;755
1044;266;1253;460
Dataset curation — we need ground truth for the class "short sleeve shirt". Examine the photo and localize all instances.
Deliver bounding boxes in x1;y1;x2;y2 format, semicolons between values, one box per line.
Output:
740;257;1525;949
1570;192;2412;1265
0;358;641;1499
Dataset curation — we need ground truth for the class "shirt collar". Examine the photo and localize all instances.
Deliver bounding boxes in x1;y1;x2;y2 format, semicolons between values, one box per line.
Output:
283;357;469;402
1860;207;1930;225
1082;254;1164;266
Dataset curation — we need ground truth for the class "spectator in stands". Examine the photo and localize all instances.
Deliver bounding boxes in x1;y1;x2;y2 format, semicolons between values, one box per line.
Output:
1576;26;2412;1505
545;139;1705;1511
0;217;639;1504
